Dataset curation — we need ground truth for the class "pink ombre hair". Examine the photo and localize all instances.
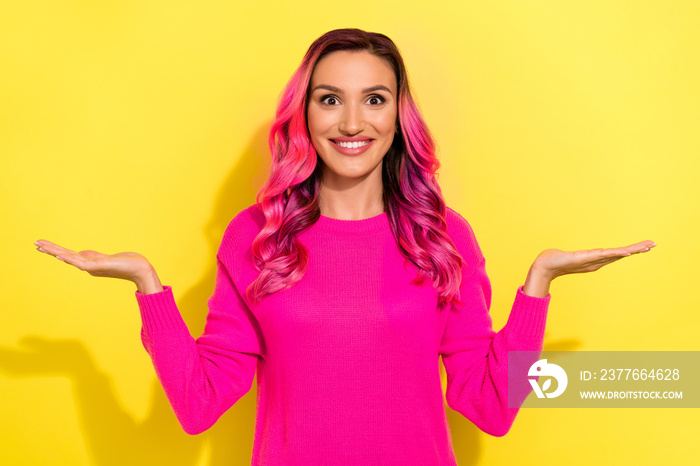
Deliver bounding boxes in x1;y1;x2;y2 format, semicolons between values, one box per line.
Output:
247;28;464;310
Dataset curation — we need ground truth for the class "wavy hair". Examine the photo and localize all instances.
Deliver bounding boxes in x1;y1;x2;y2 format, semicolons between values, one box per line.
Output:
247;28;465;311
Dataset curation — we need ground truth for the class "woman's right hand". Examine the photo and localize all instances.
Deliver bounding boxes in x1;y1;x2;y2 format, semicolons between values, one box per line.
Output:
34;239;161;292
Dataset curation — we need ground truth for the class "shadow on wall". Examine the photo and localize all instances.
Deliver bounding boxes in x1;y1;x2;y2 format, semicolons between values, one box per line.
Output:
0;120;583;465
0;123;271;466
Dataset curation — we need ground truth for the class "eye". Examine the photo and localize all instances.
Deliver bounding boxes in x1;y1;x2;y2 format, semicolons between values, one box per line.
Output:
366;95;386;105
320;95;340;106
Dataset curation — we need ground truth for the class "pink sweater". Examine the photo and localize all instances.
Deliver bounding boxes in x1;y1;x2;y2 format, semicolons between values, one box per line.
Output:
135;204;550;464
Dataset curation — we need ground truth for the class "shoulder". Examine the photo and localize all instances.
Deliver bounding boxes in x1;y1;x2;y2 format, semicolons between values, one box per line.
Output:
229;203;266;234
218;203;266;256
229;203;265;233
443;205;485;265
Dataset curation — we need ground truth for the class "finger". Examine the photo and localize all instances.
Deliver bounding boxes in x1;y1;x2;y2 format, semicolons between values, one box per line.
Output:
35;240;78;258
591;243;652;259
586;256;622;265
603;248;633;257
582;241;656;259
35;245;70;263
618;241;656;252
614;244;654;256
56;253;99;272
572;257;624;274
577;256;625;270
78;250;104;258
594;257;626;271
576;248;630;261
592;256;624;268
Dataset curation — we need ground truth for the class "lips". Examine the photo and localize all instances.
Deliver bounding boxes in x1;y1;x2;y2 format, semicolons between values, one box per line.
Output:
332;139;371;149
329;138;374;156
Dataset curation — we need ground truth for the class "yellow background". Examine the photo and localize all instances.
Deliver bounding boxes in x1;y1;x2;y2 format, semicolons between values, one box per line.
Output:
2;1;698;465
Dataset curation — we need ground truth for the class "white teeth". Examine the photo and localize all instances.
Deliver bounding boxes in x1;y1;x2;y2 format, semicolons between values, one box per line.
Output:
336;140;370;149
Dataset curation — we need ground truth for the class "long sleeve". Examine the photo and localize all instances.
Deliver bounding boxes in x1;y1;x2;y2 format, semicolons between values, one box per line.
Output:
135;252;264;435
439;211;550;437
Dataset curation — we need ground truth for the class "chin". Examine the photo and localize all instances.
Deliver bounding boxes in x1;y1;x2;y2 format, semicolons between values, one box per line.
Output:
329;168;370;179
332;162;384;181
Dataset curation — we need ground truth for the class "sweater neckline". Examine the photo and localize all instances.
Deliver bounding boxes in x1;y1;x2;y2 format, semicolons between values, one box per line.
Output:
314;211;390;235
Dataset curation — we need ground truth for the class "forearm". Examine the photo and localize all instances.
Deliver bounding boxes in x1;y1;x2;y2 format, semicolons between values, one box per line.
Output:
135;264;260;435
142;326;241;435
442;262;551;436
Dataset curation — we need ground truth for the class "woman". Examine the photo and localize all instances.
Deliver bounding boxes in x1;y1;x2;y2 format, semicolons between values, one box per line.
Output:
34;29;655;464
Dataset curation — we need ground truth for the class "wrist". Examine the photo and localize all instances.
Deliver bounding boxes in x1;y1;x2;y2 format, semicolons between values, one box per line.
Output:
523;264;552;298
133;265;164;295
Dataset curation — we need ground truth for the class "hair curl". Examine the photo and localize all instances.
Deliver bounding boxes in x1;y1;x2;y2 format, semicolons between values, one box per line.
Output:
247;28;464;311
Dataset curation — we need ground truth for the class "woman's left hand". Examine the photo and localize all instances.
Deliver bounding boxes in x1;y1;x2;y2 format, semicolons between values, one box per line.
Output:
522;240;656;297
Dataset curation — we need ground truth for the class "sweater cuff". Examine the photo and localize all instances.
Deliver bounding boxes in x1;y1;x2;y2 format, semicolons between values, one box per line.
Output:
504;286;551;341
135;285;187;333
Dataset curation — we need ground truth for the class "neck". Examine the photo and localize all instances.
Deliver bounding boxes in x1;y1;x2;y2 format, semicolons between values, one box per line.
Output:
317;167;384;221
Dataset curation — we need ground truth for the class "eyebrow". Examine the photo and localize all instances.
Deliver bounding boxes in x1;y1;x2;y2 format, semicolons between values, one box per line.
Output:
311;84;393;95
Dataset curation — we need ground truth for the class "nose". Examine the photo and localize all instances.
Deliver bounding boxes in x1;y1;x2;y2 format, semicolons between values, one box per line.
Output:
338;102;364;135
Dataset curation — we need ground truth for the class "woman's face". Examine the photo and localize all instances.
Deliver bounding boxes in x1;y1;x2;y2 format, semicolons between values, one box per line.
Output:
307;50;398;186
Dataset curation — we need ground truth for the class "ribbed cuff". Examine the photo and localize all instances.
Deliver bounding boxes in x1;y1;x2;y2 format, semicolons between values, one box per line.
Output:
504;286;551;341
135;285;187;333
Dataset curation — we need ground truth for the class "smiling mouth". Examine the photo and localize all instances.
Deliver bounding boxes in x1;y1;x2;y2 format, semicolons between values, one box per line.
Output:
330;139;373;149
329;138;374;155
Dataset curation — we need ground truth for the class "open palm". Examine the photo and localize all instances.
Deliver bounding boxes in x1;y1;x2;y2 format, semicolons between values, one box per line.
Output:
534;240;656;280
34;240;151;282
